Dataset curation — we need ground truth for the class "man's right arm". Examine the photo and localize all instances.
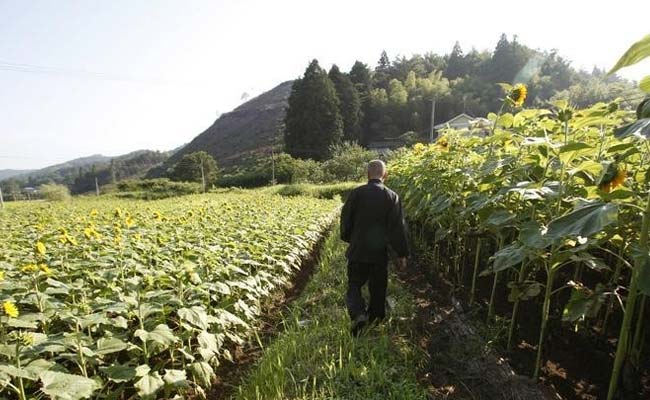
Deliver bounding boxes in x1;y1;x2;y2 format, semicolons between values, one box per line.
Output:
340;190;356;243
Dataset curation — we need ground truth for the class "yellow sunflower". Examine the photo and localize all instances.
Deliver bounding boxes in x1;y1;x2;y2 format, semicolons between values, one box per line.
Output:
35;241;46;256
3;301;19;318
436;136;450;152
599;164;626;193
413;142;426;154
21;264;39;274
509;84;527;107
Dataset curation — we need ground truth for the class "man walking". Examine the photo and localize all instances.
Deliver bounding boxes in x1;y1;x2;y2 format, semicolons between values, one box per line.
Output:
340;160;409;336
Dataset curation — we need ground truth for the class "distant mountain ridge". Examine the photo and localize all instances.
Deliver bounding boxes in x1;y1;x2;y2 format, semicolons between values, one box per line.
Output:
154;80;293;174
0;149;177;194
0;169;34;180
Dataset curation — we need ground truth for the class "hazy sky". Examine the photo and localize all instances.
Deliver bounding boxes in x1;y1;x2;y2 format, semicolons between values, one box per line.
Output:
1;0;648;170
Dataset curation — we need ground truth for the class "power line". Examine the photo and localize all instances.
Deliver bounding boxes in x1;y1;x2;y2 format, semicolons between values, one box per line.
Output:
0;59;205;87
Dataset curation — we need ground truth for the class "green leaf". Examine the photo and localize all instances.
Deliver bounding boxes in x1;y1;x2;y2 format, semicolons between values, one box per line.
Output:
486;209;515;228
178;306;209;330
559;142;594;163
135;324;177;347
101;364;136;383
491;243;527;272
640;75;650;93
39;371;101;400
95;337;127;356
545;202;618;240
197;330;222;362
562;284;605;322
163;369;189;387
134;371;164;398
519;221;550;249
608;34;650;75
0;364;38;380
189;361;215;388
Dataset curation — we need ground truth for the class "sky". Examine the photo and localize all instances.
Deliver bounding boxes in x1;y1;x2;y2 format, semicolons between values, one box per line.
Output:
1;0;648;170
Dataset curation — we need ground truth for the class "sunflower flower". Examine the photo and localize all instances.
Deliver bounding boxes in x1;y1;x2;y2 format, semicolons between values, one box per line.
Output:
599;164;626;193
35;241;46;256
3;301;19;318
21;264;39;274
0;271;4;281
125;216;135;228
435;136;450;152
413;142;426;154
509;84;527;107
39;264;52;275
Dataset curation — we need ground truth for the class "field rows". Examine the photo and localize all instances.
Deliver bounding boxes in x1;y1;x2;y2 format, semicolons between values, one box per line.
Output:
0;192;338;399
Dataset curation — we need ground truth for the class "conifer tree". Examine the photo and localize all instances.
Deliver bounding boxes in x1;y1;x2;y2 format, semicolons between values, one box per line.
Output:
328;65;362;142
284;59;343;160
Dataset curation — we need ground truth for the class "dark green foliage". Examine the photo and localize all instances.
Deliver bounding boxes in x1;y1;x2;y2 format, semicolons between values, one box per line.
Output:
169;151;218;189
275;182;358;200
328;65;362;142
284;60;343;160
109;178;201;200
0;150;169;196
349;61;373;144
373;50;392;90
445;41;466;79
322;142;378;182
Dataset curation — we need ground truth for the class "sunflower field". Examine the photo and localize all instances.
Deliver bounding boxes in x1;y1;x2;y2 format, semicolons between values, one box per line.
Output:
0;191;338;399
388;37;650;398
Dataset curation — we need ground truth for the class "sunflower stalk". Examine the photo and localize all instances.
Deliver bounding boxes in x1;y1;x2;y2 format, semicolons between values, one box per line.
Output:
607;189;650;400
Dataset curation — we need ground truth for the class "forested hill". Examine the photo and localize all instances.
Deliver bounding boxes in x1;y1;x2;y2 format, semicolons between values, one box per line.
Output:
1;150;171;194
151;80;294;175
160;35;642;171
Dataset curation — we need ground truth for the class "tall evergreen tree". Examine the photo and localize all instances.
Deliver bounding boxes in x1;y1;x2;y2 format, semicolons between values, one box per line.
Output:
445;41;465;79
373;50;392;90
349;61;373;144
328;65;362;142
284;59;343;160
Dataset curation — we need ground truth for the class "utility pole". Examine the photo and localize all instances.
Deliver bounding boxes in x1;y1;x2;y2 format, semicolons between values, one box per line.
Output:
271;149;275;185
95;177;100;196
429;97;437;143
0;186;4;209
200;159;206;193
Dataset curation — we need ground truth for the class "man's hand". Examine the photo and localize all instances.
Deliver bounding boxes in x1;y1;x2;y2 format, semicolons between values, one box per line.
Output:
396;257;407;270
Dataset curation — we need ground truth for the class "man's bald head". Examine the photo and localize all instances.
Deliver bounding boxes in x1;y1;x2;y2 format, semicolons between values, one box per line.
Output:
368;160;387;181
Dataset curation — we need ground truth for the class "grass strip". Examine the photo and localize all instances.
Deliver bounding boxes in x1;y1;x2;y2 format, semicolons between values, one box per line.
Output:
235;224;428;400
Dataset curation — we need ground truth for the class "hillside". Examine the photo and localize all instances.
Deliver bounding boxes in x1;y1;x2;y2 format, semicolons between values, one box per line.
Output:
156;80;293;173
0;169;34;180
0;150;171;194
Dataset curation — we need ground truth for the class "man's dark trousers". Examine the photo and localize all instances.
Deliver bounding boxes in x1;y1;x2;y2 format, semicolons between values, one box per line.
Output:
346;260;388;322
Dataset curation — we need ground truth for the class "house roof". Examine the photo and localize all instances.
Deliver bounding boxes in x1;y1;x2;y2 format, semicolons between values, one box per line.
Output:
433;113;475;129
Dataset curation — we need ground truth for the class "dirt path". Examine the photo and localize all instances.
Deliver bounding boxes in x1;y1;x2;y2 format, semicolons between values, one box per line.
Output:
394;248;561;400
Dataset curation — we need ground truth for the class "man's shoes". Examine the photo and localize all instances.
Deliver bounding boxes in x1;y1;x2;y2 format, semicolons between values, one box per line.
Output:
351;314;369;337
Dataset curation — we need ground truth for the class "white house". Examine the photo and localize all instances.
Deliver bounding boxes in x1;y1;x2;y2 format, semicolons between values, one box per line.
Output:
433;113;492;137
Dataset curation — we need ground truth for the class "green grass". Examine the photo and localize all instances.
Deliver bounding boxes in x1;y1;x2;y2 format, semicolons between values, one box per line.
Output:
235;226;428;400
269;182;360;200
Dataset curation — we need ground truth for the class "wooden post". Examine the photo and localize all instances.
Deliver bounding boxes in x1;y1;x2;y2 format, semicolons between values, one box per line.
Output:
429;97;436;143
95;177;100;196
0;186;4;208
200;159;206;193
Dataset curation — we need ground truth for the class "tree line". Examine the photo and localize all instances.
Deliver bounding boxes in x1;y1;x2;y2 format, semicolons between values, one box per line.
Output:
284;34;642;160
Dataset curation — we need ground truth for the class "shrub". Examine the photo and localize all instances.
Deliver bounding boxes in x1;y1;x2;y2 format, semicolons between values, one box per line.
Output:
112;178;201;200
39;183;71;201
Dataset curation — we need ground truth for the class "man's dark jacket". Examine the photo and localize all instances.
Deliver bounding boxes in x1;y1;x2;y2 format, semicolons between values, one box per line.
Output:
340;179;409;263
